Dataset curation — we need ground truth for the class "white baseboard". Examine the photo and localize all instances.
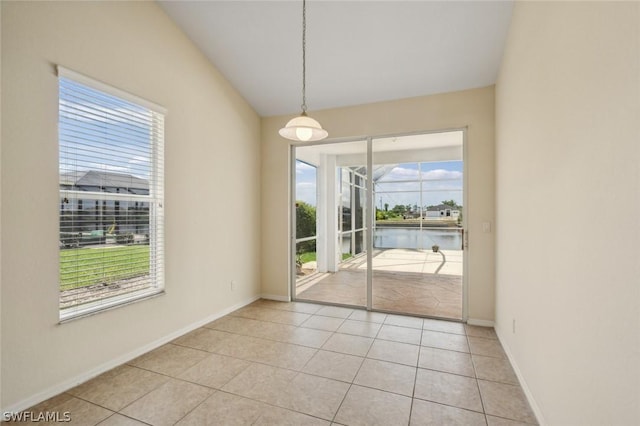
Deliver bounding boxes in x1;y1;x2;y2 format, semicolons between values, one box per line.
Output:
261;293;290;302
494;327;546;426
1;294;260;415
467;318;495;327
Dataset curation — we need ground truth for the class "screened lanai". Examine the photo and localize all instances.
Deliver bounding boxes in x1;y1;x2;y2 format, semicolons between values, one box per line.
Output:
293;131;465;320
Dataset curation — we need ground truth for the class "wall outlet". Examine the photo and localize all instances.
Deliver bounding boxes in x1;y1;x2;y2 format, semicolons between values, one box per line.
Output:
230;280;235;291
512;318;516;334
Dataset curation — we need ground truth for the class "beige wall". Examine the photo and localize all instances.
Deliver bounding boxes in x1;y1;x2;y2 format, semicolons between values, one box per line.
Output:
261;87;496;322
1;2;261;409
495;2;639;424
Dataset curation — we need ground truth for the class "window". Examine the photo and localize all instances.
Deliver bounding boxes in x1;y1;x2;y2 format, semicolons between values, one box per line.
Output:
58;67;165;320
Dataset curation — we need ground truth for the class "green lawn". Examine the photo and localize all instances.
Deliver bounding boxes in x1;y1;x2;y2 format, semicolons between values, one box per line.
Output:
297;251;353;264
60;245;150;291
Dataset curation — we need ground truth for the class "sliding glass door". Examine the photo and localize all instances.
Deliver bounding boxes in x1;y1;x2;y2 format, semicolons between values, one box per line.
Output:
371;133;464;319
293;140;368;308
291;131;465;319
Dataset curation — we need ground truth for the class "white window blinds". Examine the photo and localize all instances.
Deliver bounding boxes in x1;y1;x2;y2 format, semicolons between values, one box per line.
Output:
58;67;165;321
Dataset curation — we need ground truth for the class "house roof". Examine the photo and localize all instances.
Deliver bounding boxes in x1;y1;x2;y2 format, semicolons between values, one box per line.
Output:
60;170;148;192
426;204;460;211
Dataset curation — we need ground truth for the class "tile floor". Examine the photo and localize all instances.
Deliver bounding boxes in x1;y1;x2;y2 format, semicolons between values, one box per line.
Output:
18;300;537;425
296;249;463;319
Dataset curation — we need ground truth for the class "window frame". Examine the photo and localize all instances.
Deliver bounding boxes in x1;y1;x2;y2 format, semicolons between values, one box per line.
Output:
57;66;166;322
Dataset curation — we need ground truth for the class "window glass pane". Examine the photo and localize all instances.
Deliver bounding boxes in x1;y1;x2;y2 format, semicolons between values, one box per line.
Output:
341;170;351;231
341;233;352;260
354;186;364;230
354;230;365;255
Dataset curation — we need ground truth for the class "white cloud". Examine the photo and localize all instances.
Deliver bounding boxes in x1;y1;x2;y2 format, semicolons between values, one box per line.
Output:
296;161;315;174
422;169;462;180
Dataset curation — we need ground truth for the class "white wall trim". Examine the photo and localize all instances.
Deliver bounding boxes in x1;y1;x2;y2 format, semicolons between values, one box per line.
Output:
466;318;495;327
1;295;259;415
495;326;546;426
261;293;290;302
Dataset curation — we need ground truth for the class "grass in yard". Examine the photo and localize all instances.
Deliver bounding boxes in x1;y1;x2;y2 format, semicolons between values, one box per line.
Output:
60;245;150;291
298;252;316;264
297;252;353;264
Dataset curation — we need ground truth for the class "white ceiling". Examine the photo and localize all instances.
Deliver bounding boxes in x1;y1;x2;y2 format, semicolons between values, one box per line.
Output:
159;1;513;117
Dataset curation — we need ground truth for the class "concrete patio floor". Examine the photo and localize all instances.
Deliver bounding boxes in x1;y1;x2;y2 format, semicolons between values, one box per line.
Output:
296;249;463;320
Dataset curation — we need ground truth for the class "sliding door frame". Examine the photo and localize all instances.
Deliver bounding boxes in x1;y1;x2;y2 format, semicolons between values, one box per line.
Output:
289;128;468;321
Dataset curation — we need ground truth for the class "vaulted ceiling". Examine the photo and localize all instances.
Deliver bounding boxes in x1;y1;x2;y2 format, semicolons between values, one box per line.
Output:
159;1;513;117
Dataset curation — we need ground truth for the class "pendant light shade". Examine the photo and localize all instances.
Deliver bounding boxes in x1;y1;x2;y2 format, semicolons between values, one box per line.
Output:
279;0;328;142
279;113;328;142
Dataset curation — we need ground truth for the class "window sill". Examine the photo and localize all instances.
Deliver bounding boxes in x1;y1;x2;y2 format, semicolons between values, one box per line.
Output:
59;289;165;324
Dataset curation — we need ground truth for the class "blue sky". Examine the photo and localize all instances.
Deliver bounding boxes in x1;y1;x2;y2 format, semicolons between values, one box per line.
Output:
59;77;154;181
296;160;463;208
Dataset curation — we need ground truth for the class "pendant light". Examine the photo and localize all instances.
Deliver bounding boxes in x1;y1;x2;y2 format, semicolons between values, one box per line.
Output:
279;0;328;142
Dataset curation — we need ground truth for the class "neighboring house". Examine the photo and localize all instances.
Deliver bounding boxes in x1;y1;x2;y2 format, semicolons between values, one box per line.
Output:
60;170;150;236
60;170;149;195
425;204;461;219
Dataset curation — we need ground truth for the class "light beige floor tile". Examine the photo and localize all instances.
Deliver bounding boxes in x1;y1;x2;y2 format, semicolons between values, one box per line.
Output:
98;414;148;426
354;359;416;396
268;309;313;326
321;333;374;357
285;302;324;314
468;337;507;358
278;327;332;348
28;392;75;413
128;344;209;377
176;392;266;426
384;314;424;329
348;310;387;323
414;369;483;412
68;365;168;411
252;340;318;370
229;306;274;321
465;325;498;340
253;299;323;315
334;385;412;426
302;350;364;382
231;306;311;325
271;373;350;420
120;379;213;426
316;306;355;319
255;406;330;425
212;334;275;361
301;315;346;332
478;380;537;424
205;315;264;336
367;339;420;366
377;324;422;345
222;363;297;400
172;328;233;352
486;415;536;426
473;355;519;385
337;319;382;338
423;318;466;335
410;399;487;426
39;396;112;425
179;353;251;388
418;346;475;377
253;321;297;341
421;330;469;353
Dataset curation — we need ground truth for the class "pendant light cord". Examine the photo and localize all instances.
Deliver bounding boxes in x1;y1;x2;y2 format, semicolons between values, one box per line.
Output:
301;0;307;114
